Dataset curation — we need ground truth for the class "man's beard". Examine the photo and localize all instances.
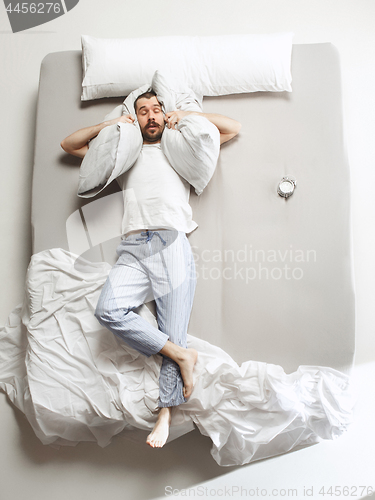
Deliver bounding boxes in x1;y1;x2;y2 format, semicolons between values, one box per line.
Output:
141;121;164;143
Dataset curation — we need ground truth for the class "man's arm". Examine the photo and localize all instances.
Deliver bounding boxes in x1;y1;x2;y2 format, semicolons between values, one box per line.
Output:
164;110;241;145
60;114;135;158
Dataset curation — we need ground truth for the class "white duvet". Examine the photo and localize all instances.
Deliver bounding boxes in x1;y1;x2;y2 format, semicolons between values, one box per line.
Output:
0;248;354;466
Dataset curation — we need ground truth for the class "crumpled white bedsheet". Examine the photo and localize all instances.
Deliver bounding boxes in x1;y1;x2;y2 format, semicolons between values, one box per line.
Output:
0;248;355;466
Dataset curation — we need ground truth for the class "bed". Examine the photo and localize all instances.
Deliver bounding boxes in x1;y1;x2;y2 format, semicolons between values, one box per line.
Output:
0;40;355;466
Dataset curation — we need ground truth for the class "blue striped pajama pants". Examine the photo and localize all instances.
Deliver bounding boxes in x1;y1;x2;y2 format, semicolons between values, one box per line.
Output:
94;229;196;408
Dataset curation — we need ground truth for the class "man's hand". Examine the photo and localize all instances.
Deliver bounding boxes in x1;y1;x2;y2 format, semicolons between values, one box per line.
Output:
165;110;192;129
103;113;135;127
115;114;135;125
165;110;241;145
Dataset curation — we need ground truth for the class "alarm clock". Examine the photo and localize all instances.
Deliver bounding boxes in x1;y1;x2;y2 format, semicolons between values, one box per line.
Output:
277;176;297;199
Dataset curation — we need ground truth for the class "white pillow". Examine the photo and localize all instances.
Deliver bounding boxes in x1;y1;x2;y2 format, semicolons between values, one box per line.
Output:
161;115;220;196
77;121;142;198
81;33;294;101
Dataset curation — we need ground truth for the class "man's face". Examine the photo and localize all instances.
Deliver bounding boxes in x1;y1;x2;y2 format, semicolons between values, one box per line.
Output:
136;96;165;144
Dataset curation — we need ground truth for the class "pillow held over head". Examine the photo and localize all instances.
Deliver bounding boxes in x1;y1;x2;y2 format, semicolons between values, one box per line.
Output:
161;115;221;196
77;71;220;198
77;118;142;198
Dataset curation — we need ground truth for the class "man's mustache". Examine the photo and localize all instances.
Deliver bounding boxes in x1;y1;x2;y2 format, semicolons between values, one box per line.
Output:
146;121;160;129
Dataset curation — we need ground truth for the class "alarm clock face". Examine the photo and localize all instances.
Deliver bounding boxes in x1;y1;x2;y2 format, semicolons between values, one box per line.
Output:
277;176;296;198
279;180;294;194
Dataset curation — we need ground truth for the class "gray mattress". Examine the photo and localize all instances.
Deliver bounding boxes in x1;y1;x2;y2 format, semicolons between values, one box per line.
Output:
32;44;355;373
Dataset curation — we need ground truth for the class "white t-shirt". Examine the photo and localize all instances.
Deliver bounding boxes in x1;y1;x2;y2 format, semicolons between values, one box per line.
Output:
116;143;198;235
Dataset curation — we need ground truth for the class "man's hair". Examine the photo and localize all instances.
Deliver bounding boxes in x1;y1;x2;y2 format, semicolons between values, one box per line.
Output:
134;89;164;114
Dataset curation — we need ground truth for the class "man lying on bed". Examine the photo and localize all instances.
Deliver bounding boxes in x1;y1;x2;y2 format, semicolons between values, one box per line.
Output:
61;91;241;448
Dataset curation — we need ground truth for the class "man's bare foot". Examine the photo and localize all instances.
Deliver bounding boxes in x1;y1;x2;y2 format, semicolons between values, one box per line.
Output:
146;407;172;448
159;342;199;400
177;348;198;399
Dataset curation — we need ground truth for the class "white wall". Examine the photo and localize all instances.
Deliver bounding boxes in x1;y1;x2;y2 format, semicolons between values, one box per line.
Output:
1;2;374;500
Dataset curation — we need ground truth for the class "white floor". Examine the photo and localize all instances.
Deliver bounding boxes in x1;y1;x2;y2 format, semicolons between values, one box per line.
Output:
0;361;374;500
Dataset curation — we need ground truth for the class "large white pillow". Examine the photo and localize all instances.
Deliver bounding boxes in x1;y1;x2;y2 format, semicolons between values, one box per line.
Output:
81;33;294;101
